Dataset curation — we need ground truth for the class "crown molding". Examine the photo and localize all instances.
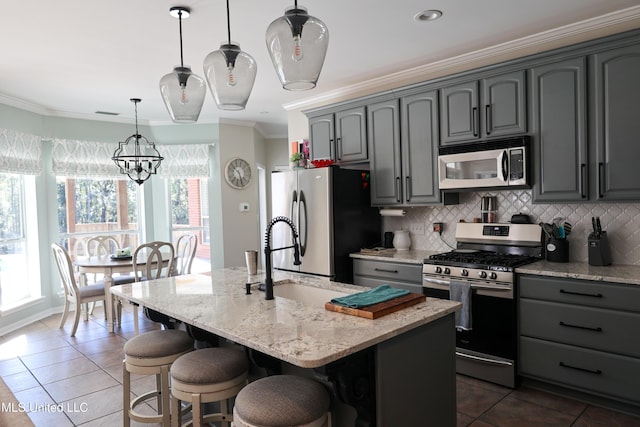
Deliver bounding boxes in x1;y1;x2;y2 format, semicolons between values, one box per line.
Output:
283;5;640;112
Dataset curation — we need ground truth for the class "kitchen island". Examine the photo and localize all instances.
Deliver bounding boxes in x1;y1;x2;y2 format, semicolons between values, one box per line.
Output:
111;267;460;427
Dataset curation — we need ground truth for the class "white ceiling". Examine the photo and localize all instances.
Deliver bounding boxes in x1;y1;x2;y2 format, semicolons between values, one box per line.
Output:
1;0;639;138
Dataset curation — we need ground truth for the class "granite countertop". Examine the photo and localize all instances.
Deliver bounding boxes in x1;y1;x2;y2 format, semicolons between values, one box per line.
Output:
351;250;640;286
350;249;439;264
516;260;640;286
110;267;459;368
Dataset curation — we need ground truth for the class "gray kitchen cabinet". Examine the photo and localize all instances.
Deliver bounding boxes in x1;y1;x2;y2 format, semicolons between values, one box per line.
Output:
591;44;640;201
308;106;368;164
369;91;456;206
440;71;527;145
368;98;402;205
531;57;588;202
518;274;640;406
353;258;423;294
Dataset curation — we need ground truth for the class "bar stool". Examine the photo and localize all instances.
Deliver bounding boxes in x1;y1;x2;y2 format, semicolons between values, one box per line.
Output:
169;347;249;427
233;375;331;427
123;330;194;426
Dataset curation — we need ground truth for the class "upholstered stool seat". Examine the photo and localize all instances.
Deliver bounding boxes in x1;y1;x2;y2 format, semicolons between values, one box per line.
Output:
170;347;249;427
233;375;331;427
123;330;194;426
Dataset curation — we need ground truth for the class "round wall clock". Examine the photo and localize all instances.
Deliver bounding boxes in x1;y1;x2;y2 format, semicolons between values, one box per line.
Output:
224;157;252;189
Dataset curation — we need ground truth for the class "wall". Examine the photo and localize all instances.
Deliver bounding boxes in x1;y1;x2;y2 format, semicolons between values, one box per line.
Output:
383;190;640;265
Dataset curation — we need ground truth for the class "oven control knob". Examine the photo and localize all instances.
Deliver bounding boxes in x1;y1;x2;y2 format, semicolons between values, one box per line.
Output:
490;272;498;280
443;267;450;275
479;271;487;279
434;266;442;274
461;269;468;277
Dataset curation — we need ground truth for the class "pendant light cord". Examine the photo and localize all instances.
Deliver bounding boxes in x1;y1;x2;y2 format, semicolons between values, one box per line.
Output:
226;0;231;44
178;9;185;67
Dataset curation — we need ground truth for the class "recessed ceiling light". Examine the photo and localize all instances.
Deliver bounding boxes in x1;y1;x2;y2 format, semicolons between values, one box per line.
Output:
414;9;442;22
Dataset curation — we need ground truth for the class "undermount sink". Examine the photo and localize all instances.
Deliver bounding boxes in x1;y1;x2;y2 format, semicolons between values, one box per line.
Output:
273;281;350;309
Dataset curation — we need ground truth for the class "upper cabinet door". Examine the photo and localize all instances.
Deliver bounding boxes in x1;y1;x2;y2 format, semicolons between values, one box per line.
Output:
401;90;441;205
531;57;588;202
483;71;527;138
309;114;334;160
368;99;402;206
440;81;479;144
592;44;640;201
335;107;368;164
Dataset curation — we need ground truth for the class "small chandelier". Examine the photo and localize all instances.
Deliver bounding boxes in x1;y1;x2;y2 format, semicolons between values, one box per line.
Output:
265;0;329;91
203;0;257;110
159;6;207;123
112;99;163;185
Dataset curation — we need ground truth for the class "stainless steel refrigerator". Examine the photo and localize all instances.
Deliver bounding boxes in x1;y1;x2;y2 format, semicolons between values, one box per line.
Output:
271;166;380;283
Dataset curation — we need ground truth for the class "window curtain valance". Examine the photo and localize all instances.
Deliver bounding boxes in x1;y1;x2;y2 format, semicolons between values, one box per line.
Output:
0;128;42;175
157;144;210;178
51;138;122;178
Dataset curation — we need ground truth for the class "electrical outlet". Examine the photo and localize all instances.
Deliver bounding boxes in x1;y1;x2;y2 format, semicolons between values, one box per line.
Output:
409;224;425;235
433;222;443;234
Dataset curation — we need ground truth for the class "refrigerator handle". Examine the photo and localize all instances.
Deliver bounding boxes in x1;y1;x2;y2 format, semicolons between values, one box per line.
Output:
298;190;308;256
291;190;298;222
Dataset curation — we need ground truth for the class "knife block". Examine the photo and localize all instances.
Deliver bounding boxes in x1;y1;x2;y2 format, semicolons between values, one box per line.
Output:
588;231;612;266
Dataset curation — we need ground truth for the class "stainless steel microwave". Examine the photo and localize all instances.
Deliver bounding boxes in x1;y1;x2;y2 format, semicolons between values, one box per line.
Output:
438;136;530;191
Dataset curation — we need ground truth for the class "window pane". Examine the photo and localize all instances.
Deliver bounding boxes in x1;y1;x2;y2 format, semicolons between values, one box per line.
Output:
169;177;210;273
56;177;139;259
0;174;32;308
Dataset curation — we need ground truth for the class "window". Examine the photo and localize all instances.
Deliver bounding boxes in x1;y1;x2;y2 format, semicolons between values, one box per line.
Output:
169;177;210;273
0;174;40;310
56;177;140;259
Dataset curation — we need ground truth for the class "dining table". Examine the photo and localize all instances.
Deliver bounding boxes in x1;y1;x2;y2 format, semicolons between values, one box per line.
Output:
74;254;172;333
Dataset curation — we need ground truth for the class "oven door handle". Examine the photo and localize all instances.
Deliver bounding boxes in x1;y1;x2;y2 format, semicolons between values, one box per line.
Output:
456;351;513;367
423;277;512;292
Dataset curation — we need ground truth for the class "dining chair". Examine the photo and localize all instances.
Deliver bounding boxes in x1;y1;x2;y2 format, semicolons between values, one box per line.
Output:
84;235;136;284
131;241;177;334
51;243;106;337
175;233;198;276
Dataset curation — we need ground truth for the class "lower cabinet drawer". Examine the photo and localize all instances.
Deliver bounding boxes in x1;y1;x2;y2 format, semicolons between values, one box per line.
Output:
352;275;423;293
520;299;640;358
520;337;640;405
353;259;422;283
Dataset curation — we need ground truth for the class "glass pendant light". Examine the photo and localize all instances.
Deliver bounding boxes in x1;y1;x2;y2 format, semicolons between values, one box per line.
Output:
159;6;207;123
265;0;329;91
112;99;163;185
203;0;257;110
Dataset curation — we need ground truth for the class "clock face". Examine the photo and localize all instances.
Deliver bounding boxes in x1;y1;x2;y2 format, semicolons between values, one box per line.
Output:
225;158;252;189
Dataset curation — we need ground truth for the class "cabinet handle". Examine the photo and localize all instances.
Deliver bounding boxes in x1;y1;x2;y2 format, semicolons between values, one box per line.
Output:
472;107;479;137
337;137;342;160
374;268;398;274
485;105;491;135
395;177;401;202
329;138;335;160
580;164;587;199
559;362;602;375
559;289;603;298
559;321;602;333
405;176;411;202
598;162;604;198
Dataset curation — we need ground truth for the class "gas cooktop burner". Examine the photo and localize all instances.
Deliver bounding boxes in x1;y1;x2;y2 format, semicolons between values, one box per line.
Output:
425;250;538;271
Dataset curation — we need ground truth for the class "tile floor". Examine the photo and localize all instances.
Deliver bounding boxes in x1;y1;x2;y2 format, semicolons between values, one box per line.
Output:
1;305;640;427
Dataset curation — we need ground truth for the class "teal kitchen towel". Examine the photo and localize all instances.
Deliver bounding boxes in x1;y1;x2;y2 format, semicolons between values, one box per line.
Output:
330;285;410;308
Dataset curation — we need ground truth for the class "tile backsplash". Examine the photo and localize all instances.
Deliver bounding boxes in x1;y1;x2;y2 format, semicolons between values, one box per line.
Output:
382;190;640;265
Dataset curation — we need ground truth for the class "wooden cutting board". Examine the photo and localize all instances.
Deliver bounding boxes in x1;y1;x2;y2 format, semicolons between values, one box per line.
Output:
325;292;426;319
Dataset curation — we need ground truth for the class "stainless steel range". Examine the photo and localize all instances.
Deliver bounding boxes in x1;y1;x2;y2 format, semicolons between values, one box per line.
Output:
422;222;542;388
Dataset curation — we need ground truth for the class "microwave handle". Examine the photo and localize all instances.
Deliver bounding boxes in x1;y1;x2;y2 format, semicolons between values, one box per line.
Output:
499;150;508;182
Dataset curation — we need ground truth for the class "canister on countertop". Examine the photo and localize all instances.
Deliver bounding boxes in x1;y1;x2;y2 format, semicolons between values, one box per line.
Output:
480;196;497;223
